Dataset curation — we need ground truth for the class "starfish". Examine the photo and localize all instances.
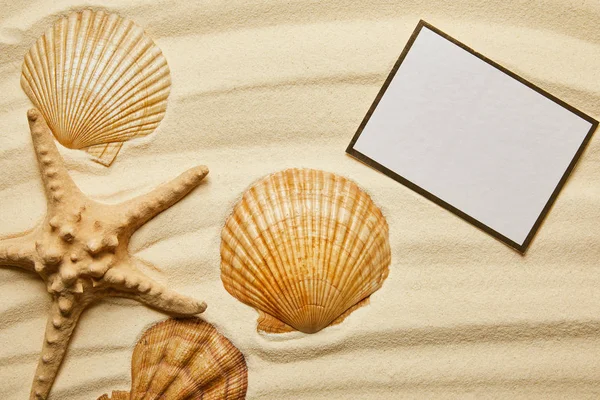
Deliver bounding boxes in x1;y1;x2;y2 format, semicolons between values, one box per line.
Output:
0;109;209;400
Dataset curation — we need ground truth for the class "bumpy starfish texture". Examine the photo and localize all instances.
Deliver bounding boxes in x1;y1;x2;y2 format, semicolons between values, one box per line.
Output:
0;109;209;400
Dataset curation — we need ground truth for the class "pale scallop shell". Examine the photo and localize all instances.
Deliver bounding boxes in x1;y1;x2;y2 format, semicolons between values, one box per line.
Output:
97;318;248;400
21;9;171;166
221;168;391;334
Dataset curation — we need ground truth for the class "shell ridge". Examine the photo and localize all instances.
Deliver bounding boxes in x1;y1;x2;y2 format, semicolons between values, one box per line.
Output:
21;58;45;123
304;170;316;315
47;19;67;136
72;19;141;143
88;46;165;118
44;27;63;138
80;113;162;147
285;170;312;326
315;170;331;313
63;13;89;143
243;185;293;293
68;12;122;141
91;72;168;135
325;177;354;322
142;319;187;398
25;43;54;132
318;171;340;320
37;20;59;138
76;50;168;146
65;16;131;143
316;174;341;321
347;198;390;287
318;178;357;325
64;10;99;140
240;186;299;320
82;84;168;145
54;17;68;140
94;109;163;140
346;230;390;303
47;24;63;136
63;10;91;145
145;358;189;398
283;170;337;331
152;321;206;399
73;10;109;144
262;174;301;319
60;12;79;143
222;187;303;322
330;181;362;289
282;171;314;320
131;319;172;397
329;188;369;301
327;194;384;314
34;34;56;133
263;173;305;320
78;47;150;140
186;342;228;397
46;22;61;132
226;219;284;308
220;229;275;310
333;185;378;293
276;171;311;327
67;10;110;142
329;207;390;314
53;19;70;133
308;170;335;330
77;24;154;131
356;214;390;286
207;335;247;398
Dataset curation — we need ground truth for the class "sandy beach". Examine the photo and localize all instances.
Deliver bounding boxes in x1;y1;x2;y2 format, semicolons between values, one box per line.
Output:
1;0;600;398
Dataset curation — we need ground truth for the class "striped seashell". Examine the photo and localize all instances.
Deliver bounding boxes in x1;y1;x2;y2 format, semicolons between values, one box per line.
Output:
97;318;247;400
21;9;171;166
221;168;391;334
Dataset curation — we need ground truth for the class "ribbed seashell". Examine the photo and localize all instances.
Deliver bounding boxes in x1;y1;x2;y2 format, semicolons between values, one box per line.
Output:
221;168;391;334
21;9;171;166
97;318;248;400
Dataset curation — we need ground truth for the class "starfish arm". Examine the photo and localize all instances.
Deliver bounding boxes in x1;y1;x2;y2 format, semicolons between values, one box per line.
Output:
0;229;37;271
104;264;207;316
30;295;86;400
117;165;209;231
26;109;81;205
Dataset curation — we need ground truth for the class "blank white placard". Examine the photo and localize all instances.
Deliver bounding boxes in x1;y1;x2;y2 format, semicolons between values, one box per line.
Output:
348;22;597;251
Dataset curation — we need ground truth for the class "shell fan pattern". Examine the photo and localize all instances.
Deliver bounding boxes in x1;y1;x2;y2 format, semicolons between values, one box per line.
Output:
98;318;248;400
221;168;391;334
21;9;171;166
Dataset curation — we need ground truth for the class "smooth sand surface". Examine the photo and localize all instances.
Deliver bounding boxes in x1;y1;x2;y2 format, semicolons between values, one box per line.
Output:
1;0;599;399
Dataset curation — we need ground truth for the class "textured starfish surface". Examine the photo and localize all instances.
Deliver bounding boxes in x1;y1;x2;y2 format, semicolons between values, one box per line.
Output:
0;109;209;399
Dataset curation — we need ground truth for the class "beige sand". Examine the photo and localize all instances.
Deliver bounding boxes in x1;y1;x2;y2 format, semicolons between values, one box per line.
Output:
1;0;599;399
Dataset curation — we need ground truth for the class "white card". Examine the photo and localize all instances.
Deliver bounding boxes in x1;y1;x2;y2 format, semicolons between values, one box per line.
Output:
347;21;597;252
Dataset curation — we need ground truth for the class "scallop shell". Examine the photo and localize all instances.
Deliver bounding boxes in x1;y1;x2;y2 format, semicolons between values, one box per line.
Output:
221;168;391;334
21;9;171;166
97;318;248;400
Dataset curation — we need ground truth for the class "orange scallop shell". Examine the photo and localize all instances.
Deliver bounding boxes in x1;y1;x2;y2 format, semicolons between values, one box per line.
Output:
221;168;391;334
97;318;248;400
